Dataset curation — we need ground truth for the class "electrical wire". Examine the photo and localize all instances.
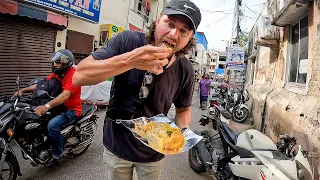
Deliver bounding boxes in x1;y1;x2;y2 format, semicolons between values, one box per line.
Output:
207;13;231;27
245;4;261;15
200;8;234;14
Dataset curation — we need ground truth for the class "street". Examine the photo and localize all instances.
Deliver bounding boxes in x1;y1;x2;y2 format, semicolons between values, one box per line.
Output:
14;91;213;180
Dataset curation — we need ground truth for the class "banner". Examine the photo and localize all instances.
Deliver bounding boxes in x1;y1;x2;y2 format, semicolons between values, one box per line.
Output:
99;24;124;46
227;46;244;71
23;0;102;23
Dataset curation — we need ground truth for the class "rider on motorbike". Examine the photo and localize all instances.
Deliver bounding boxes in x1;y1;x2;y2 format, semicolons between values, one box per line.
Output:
13;49;82;168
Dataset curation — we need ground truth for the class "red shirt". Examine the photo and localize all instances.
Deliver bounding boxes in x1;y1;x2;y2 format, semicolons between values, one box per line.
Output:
47;67;82;116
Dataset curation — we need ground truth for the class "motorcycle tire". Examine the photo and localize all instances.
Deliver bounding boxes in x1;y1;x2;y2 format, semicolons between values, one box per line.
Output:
188;146;206;173
232;105;249;123
67;144;90;157
0;156;18;180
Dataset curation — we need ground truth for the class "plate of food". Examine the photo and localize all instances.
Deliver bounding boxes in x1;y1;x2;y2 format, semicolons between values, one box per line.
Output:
119;114;203;155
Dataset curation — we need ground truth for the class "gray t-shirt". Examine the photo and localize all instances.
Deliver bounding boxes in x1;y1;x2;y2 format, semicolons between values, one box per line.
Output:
92;30;195;162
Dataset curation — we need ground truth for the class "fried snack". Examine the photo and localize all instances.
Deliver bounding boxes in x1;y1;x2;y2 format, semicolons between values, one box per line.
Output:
161;42;173;53
134;121;185;154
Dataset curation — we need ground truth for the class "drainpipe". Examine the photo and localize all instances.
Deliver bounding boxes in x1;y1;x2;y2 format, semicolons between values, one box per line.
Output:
155;0;159;19
125;0;131;30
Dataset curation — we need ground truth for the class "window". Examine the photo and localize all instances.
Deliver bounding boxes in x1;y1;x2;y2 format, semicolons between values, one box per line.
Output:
219;64;224;69
219;57;226;62
195;51;198;57
288;15;308;84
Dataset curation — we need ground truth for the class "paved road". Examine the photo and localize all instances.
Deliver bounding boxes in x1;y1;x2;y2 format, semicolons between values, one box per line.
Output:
15;92;213;180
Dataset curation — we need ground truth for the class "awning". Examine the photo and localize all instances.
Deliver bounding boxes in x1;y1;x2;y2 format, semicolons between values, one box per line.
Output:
0;0;67;29
129;23;142;31
271;0;312;27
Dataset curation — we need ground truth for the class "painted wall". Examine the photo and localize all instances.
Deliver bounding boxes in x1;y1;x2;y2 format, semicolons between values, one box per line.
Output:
194;32;208;50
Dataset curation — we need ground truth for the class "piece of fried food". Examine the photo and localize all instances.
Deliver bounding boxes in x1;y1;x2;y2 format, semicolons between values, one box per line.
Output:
161;42;173;53
134;121;185;154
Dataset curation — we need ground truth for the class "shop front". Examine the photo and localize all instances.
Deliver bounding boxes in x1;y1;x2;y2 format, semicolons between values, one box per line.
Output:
0;0;67;99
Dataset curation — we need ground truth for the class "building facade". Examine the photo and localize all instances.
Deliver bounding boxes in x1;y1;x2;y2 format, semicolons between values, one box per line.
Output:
207;49;217;77
247;0;320;177
0;0;166;99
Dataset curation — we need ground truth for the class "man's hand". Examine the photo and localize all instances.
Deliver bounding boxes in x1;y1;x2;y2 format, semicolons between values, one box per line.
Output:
128;45;170;75
34;105;49;116
13;91;22;97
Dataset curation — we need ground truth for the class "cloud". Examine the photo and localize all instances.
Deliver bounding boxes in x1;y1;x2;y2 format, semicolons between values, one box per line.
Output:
191;0;266;51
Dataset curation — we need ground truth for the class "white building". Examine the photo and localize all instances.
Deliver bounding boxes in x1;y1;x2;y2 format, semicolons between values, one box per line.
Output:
128;0;167;32
207;49;218;77
194;44;207;75
216;51;227;70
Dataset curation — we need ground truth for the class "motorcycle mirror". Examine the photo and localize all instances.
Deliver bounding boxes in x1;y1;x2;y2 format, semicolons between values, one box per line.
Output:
16;76;20;95
16;76;20;86
36;90;50;99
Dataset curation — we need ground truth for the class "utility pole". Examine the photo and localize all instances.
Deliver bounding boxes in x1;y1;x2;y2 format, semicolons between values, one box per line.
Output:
233;0;242;44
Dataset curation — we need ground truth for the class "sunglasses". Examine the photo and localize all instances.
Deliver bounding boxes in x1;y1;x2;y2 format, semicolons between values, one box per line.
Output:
139;72;153;99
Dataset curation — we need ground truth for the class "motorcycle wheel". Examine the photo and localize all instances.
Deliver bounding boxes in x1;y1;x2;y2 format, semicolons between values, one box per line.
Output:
188;146;206;173
232;105;249;123
67;145;90;157
0;157;18;180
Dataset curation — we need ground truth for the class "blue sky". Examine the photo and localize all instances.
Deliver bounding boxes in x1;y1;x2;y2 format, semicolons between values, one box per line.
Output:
190;0;266;51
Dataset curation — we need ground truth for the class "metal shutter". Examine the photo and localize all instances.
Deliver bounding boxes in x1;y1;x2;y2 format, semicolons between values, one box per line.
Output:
0;17;56;100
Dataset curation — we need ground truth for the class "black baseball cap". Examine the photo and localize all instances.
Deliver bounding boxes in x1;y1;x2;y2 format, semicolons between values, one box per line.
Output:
161;0;202;32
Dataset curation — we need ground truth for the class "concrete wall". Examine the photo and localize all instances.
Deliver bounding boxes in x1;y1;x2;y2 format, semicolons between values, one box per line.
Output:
249;1;320;177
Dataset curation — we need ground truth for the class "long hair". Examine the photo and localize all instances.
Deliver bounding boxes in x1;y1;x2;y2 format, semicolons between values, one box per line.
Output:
146;21;196;59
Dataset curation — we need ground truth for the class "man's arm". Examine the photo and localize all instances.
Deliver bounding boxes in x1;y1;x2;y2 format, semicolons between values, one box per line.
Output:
34;90;71;116
46;90;71;108
13;84;36;96
175;107;191;129
73;46;170;86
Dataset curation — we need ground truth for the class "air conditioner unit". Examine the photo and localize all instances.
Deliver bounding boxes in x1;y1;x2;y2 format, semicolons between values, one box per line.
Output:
261;15;279;40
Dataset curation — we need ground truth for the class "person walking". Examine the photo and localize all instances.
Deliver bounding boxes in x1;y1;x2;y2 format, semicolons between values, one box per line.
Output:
199;74;211;110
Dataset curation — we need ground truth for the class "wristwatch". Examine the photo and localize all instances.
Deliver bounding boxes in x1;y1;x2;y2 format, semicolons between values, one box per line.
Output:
45;103;51;110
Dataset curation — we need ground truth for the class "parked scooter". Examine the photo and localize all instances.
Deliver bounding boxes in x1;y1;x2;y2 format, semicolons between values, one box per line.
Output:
190;105;313;180
0;77;98;179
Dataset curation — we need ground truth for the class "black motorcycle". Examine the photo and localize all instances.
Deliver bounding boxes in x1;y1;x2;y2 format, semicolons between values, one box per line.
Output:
190;105;242;179
0;77;98;179
208;89;249;123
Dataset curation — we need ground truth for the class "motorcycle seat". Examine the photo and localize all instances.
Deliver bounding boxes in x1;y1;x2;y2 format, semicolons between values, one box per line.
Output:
221;122;238;144
76;104;94;123
215;105;232;119
16;102;30;108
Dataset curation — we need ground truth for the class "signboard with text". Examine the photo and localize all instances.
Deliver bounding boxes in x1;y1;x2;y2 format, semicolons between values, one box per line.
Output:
227;46;245;71
23;0;102;23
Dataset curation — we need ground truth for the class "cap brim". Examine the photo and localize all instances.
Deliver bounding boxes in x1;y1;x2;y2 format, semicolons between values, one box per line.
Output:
162;9;196;32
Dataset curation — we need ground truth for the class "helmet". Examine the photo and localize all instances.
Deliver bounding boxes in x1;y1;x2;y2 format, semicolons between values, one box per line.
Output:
51;49;74;75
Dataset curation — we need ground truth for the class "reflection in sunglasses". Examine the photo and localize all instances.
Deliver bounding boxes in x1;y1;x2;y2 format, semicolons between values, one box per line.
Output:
139;72;153;99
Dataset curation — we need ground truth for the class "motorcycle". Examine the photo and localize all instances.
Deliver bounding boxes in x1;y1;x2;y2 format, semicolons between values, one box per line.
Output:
208;89;249;123
0;77;98;179
190;105;313;180
230;90;249;123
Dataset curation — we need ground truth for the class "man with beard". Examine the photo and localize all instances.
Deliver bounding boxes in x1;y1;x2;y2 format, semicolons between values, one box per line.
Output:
14;49;82;168
73;0;201;179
